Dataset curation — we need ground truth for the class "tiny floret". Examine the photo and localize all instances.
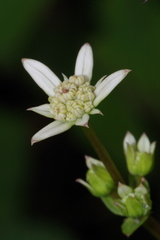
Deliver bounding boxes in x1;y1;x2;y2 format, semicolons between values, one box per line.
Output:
22;44;130;144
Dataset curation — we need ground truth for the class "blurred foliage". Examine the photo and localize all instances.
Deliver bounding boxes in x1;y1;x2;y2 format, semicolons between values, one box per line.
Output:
0;0;160;239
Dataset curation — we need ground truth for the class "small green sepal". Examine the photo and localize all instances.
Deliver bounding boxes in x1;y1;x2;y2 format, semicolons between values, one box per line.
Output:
102;194;126;216
86;169;113;197
121;215;148;236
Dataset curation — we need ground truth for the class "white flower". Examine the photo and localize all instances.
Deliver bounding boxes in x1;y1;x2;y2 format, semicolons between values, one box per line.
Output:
22;43;130;144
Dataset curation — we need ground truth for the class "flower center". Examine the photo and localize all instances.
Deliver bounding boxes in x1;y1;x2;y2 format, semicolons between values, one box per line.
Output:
49;75;96;122
62;88;69;93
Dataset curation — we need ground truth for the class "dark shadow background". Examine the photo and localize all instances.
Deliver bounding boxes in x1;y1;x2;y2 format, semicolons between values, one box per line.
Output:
0;0;160;239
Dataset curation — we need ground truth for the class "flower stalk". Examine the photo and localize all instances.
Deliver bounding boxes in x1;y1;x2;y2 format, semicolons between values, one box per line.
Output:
144;216;160;240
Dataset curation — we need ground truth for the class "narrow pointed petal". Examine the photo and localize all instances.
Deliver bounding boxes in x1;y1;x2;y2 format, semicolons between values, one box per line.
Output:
137;133;150;153
85;156;104;169
76;179;92;189
74;43;93;82
31;121;74;145
123;132;136;153
76;179;99;197
22;59;61;97
62;73;69;81
75;114;89;127
94;70;131;107
150;142;156;154
27;104;53;118
89;108;103;115
94;75;107;88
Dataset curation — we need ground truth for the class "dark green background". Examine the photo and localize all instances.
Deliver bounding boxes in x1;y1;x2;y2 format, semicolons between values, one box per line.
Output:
0;0;160;239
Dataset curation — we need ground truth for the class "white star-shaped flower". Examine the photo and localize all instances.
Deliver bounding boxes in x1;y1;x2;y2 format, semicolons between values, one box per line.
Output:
22;43;130;144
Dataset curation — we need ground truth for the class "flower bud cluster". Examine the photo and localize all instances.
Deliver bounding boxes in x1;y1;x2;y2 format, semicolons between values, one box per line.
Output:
77;154;153;218
49;76;96;122
114;182;152;218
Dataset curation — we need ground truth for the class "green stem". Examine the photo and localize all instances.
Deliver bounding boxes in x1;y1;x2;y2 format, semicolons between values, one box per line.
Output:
129;174;141;188
144;216;160;240
82;123;125;185
82;123;160;239
128;173;136;188
135;175;142;186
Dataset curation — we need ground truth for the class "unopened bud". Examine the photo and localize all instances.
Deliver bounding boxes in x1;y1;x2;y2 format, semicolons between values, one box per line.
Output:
77;156;115;197
123;132;156;176
115;183;152;218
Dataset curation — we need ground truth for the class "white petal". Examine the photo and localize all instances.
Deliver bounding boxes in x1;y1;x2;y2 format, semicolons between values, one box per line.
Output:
94;75;107;88
62;73;69;81
75;114;90;127
89;108;103;115
137;133;150;153
94;70;131;107
76;179;103;197
74;43;93;82
76;179;96;193
85;155;104;169
27;104;53;118
150;142;156;154
31;121;74;145
123;132;136;152
22;59;61;97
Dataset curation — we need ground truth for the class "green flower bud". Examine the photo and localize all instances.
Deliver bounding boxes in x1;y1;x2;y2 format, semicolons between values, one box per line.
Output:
123;132;156;176
77;156;115;197
115;183;152;218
